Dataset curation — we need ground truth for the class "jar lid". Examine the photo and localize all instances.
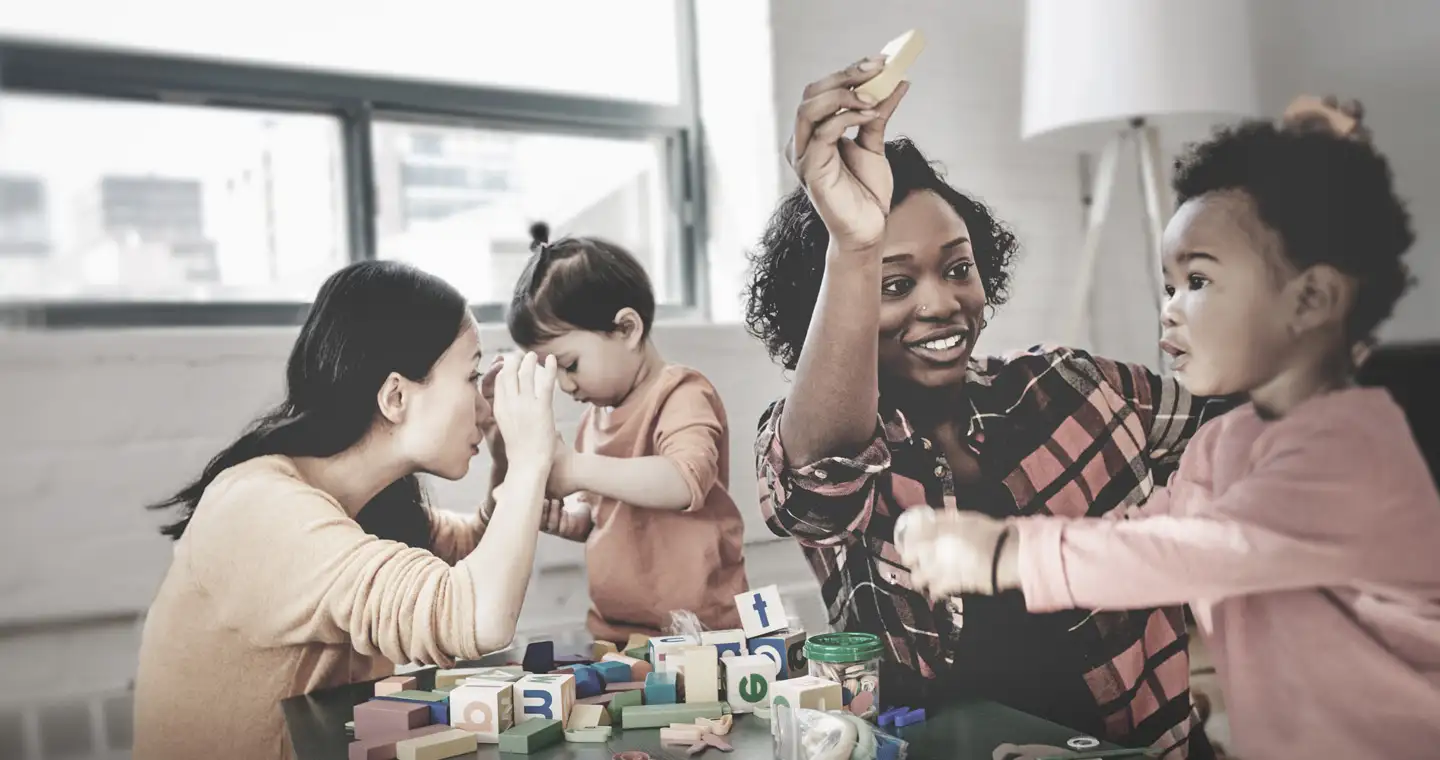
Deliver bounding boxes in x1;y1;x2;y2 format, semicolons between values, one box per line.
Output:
804;632;884;663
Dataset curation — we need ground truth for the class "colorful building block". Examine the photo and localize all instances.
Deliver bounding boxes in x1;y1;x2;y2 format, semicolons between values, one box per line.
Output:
354;699;429;741
894;707;927;727
700;628;748;659
498;718;563;754
513;672;576;728
722;654;775;714
734;585;788;638
605;681;646;692
448;682;513;743
571;664;604;699
680;645;719;703
592;660;632;685
522;641;555;674
620;702;726;729
626;632;650;651
374;676;418;697
564;726;613;743
567;703;609;730
643;671;678;704
592;640;619;660
395;727;477;760
348;724;449;760
434;667;492;689
375;691;448;725
648;634;698;673
607;688;643;726
747;628;807;680
769;675;843;714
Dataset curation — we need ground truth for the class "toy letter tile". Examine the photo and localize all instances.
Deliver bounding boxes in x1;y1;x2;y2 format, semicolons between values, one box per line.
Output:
648;634;698;674
700;628;748;659
513;673;576;728
734;585;787;638
769;675;843;714
722;654;775;714
448;682;513;743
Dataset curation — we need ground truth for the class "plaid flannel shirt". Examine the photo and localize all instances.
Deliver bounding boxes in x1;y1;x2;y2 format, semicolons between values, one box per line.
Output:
757;346;1232;757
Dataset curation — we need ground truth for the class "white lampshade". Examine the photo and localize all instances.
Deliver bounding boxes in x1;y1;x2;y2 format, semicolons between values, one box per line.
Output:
1021;0;1260;150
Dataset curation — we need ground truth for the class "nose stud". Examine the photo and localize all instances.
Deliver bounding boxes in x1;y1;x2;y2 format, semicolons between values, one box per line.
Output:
918;304;929;314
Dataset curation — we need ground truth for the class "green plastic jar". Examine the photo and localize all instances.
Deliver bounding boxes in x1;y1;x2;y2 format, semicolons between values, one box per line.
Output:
804;632;884;720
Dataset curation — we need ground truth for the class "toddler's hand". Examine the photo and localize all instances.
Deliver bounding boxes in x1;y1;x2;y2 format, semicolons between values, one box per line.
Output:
541;496;593;541
896;506;1009;601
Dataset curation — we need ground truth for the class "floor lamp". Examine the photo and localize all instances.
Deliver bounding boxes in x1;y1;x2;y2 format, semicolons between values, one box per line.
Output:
1021;0;1260;361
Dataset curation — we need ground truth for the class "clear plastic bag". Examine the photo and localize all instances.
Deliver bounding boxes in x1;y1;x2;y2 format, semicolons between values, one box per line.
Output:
773;704;908;760
666;609;708;640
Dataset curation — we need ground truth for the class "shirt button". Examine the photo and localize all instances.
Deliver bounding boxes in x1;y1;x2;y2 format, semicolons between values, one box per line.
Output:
934;465;945;477
920;438;932;450
814;468;829;481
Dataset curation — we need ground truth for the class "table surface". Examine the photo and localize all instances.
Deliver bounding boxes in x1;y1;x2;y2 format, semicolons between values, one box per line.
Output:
282;656;1126;760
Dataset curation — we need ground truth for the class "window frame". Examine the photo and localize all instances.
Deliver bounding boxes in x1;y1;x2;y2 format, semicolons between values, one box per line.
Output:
0;0;708;328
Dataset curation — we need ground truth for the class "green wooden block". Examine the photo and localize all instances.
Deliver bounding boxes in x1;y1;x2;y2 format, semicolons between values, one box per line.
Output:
619;702;725;729
564;726;613;743
608;689;643;726
378;690;446;703
431;687;453;695
498;718;563;754
625;645;650;660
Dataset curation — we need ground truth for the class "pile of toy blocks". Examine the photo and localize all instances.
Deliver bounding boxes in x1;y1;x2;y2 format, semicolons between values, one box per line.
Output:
344;584;921;759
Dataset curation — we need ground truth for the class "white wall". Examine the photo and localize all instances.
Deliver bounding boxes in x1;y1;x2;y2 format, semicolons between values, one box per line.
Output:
3;0;1439;722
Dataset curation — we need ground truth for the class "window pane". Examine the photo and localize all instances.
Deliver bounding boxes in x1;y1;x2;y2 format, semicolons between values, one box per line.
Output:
373;122;680;305
0;94;348;302
0;0;681;104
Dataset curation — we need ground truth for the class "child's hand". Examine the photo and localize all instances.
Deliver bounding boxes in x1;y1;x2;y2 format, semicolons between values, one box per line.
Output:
491;352;560;466
546;434;579;498
541;496;593;541
896;506;1010;601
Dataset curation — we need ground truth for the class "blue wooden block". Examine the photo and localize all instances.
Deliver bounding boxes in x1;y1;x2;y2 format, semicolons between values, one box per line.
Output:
374;691;449;724
592;661;631;685
894;707;926;727
572;665;604;699
877;706;908;728
643;670;677;705
523;641;555;674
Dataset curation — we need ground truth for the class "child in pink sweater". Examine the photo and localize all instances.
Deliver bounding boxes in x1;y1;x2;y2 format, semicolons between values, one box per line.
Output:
898;100;1440;759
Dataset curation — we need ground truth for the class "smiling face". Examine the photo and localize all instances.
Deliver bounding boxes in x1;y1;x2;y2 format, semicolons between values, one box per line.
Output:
1159;191;1298;398
875;190;989;391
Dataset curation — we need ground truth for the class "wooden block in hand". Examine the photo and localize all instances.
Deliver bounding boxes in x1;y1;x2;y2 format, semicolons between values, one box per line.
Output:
723;654;776;714
680;645;719;703
592;640;619;660
567;703;609;730
700;628;748;659
619;701;726;729
769;675;843;714
592;660;631;685
513;673;576;728
395;727;477;760
607;688;643;727
734;585;788;638
447;682;513;743
374;691;448;725
348;724;450;760
374;676;417;697
643;671;678;704
854;29;926;102
354;699;429;740
498;718;563;754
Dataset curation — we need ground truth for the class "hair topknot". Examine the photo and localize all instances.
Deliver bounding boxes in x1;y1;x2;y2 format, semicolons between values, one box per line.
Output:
1172;120;1416;341
744;136;1019;371
528;221;551;252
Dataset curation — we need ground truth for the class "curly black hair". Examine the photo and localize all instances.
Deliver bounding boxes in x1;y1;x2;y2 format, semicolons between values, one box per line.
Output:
1172;120;1415;342
744;137;1020;371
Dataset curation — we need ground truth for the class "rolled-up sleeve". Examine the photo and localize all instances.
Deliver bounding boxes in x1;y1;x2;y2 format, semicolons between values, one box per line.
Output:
754;399;891;546
653;376;727;513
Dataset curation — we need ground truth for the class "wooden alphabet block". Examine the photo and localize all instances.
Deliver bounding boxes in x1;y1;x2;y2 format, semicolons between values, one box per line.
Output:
354;699;429;740
513;673;576;728
497;718;563;754
607;688;643;726
680;645;719;703
447;682;513;743
395;727;477;760
374;691;448;725
374;675;418;697
769;675;843;714
592;640;619;660
747;628;807;680
700;628;748;659
723;654;776;714
734;585;788;638
643;671;678;704
434;667;491;689
648;634;698;673
348;724;449;760
591;660;631;685
567;703;608;730
619;701;726;729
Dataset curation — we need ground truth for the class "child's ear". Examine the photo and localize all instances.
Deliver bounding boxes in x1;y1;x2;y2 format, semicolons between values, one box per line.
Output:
1289;265;1354;334
613;308;645;348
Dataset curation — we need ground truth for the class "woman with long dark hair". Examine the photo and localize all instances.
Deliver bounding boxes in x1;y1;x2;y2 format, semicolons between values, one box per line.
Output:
133;260;559;760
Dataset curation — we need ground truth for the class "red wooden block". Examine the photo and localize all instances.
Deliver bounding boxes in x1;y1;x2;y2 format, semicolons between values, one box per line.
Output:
354;700;429;740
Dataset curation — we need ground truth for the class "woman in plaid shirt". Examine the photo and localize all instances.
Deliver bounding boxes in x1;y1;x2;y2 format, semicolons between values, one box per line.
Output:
743;59;1229;757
